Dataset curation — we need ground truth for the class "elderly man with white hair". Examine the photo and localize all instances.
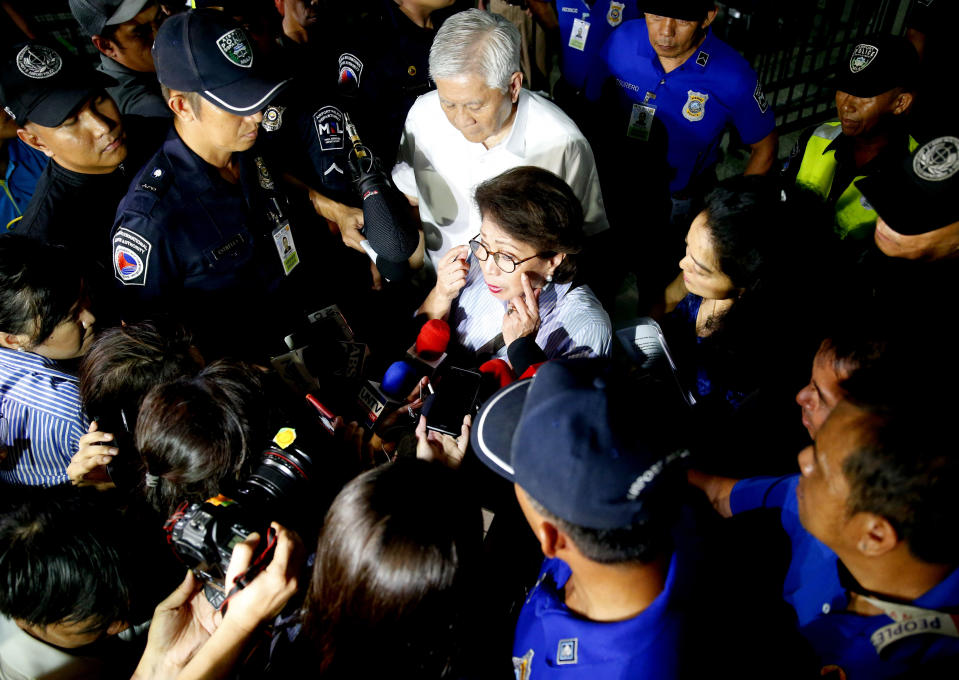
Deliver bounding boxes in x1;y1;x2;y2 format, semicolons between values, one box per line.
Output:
391;8;609;270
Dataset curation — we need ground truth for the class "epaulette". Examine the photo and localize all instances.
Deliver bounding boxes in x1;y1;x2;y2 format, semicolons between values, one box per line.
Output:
134;155;173;199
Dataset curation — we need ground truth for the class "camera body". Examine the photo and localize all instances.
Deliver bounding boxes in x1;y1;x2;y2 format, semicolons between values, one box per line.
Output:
167;433;318;607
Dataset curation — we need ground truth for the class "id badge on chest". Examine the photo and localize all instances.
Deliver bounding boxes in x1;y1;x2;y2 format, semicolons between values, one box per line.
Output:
569;18;590;51
627;98;657;141
272;220;299;275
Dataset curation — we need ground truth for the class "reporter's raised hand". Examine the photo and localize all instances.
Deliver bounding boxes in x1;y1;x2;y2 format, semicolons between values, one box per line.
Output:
415;414;470;469
67;421;116;489
220;523;304;636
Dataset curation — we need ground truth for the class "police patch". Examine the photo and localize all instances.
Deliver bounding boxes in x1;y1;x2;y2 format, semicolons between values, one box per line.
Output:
261;106;284;132
16;44;62;79
696;51;710;67
753;80;769;114
913;136;959;182
682;90;709;122
337;53;363;90
216;29;253;68
607;1;625;26
313;106;345;151
849;43;878;74
557;638;578;665
512;650;534;680
113;227;151;286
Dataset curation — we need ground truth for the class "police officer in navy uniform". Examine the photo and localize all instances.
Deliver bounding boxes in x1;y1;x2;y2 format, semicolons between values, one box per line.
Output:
111;9;329;360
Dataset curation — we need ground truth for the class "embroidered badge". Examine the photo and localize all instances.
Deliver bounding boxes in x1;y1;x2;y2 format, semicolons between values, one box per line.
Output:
407;65;417;76
557;638;578;665
512;650;534;680
753;80;769;114
216;29;253;68
695;50;710;67
16;44;61;79
913;136;959;182
607;1;625;26
682;90;709;122
849;43;878;74
337;53;364;89
254;156;274;190
313;106;345;151
261;106;284;132
152;168;163;178
113;227;151;286
324;162;345;176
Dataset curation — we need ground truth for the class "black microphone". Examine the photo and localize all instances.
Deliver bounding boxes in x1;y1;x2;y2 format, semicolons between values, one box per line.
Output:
345;113;419;264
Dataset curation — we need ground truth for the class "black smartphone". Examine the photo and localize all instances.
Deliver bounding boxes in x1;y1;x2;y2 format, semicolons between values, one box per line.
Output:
425;367;482;437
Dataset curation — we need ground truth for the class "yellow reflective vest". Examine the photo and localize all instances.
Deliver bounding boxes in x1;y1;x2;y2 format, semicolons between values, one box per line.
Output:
795;121;918;240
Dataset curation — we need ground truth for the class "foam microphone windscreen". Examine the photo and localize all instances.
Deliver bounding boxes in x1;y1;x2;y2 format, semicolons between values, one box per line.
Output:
415;319;450;360
359;173;419;262
478;358;516;390
381;360;420;399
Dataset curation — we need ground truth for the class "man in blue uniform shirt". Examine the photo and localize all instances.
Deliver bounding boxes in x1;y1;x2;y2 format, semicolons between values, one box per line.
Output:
586;0;776;218
111;9;317;359
692;389;959;678
471;360;708;679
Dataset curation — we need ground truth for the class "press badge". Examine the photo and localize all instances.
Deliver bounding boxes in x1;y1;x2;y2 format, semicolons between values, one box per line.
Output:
627;101;656;141
272;221;299;275
569;18;590;51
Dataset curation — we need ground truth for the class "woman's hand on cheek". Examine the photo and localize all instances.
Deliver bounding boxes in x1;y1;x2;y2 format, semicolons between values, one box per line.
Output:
502;272;542;346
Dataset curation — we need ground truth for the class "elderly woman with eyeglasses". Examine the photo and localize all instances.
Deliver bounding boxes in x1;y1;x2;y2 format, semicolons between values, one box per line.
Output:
417;167;611;373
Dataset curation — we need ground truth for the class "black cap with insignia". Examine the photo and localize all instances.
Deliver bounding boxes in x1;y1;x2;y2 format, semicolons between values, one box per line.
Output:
833;34;919;98
152;9;290;115
0;41;115;127
857;135;959;235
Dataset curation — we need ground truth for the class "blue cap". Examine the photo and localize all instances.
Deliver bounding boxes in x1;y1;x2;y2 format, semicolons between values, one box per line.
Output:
152;9;289;115
470;360;688;530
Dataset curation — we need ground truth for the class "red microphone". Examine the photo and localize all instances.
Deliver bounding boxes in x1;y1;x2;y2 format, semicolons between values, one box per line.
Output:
415;319;450;360
478;358;516;390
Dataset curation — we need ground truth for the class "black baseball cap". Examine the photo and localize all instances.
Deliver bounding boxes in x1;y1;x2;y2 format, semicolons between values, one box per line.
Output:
857;135;959;235
470;360;688;530
69;0;152;37
0;42;115;127
639;0;715;22
833;34;919;98
152;9;289;115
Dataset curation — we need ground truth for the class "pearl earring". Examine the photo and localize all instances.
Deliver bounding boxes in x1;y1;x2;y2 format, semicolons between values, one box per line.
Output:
546;274;553;283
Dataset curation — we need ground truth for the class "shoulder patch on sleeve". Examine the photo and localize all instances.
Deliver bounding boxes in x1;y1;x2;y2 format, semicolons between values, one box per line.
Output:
113;227;151;286
337;53;363;90
753;80;769;114
313;106;345;151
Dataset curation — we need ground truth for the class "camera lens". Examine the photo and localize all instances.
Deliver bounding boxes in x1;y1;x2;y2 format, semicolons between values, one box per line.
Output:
239;445;316;506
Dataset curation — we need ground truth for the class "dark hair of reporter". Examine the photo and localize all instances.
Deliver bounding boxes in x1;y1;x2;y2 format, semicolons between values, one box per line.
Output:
698;176;839;391
301;459;483;679
474;166;585;283
0;485;177;639
134;360;269;518
0;234;84;344
79;319;203;430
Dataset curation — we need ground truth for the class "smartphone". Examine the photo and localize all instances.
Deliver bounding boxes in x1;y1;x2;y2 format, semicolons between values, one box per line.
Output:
425;367;482;437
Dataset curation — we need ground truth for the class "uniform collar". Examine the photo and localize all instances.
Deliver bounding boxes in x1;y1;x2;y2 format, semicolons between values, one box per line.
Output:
0;345;76;377
639;24;716;75
502;89;530;157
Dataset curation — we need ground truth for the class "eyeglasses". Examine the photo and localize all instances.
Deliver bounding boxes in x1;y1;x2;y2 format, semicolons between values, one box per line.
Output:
468;235;545;273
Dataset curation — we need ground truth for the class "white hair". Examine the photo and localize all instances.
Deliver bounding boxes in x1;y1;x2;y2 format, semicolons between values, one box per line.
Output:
429;9;521;91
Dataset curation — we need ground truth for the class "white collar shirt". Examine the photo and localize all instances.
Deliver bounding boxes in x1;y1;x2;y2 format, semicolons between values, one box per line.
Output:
392;89;609;268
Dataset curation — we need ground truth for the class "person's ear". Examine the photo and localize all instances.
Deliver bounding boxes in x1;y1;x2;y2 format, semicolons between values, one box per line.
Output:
853;513;899;557
508;71;523;103
0;332;30;351
535;519;562;558
167;92;197;122
892;91;915;116
546;253;565;279
16;125;52;157
91;35;119;61
104;620;128;637
702;7;719;29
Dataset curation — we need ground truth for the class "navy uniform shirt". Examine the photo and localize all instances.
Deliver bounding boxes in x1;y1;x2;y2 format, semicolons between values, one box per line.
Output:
110;128;306;358
586;20;775;194
556;0;640;91
731;474;959;678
